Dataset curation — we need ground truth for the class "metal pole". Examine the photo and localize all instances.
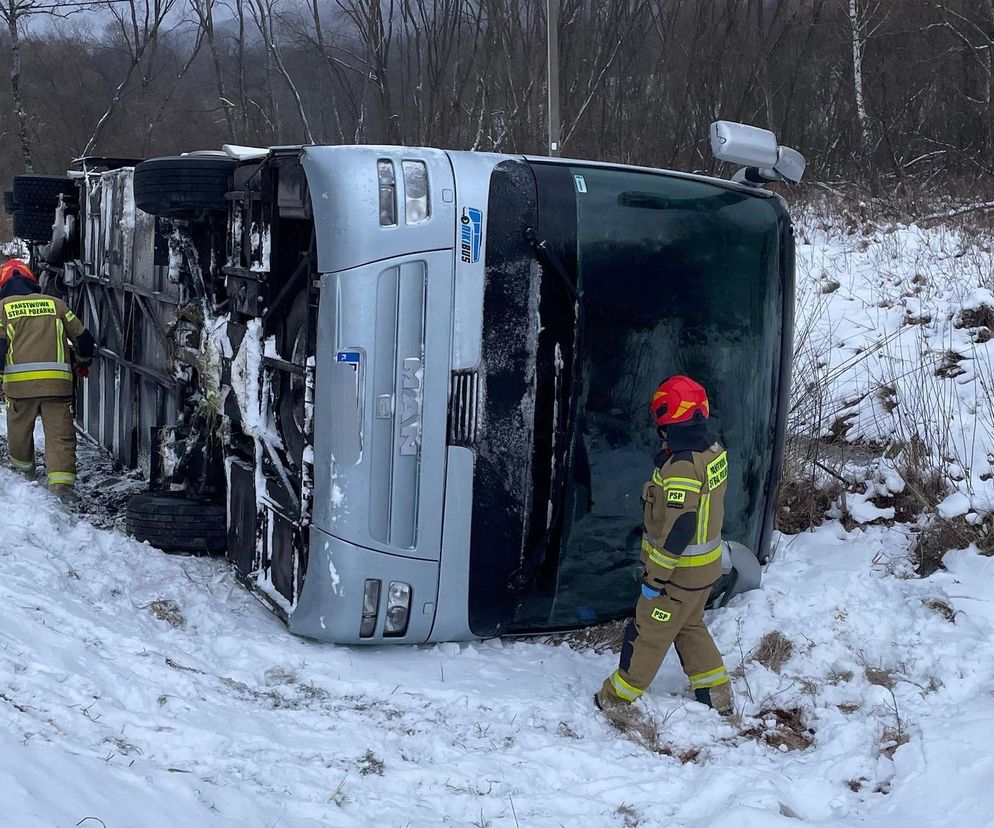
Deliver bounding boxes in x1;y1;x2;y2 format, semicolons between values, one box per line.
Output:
547;0;560;157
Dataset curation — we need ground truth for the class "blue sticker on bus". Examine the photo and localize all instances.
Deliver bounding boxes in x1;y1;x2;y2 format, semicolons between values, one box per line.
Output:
337;351;360;364
460;207;483;264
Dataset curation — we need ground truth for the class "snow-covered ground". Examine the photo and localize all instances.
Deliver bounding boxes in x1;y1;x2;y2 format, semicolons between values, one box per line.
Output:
1;213;993;827
792;214;994;521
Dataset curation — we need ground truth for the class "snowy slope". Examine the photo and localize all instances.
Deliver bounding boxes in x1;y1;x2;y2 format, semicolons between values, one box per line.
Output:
1;215;993;827
792;216;994;517
3;449;994;827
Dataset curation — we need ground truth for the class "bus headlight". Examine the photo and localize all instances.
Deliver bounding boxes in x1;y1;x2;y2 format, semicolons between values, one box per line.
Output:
360;579;380;638
402;160;430;223
383;581;411;637
377;160;397;226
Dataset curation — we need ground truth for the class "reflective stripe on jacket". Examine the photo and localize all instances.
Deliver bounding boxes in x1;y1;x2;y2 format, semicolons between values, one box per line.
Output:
0;294;88;399
640;442;729;590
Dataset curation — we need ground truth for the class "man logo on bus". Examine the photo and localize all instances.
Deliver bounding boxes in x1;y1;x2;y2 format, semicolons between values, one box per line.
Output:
399;357;422;456
460;207;483;264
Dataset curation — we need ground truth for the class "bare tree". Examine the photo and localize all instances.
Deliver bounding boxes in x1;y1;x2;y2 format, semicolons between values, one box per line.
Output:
0;0;40;172
189;0;236;141
338;0;401;143
250;0;314;143
0;0;992;199
846;0;883;161
82;0;179;157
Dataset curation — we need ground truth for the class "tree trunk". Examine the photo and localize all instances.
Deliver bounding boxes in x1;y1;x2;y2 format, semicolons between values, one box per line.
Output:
236;0;249;138
849;0;873;158
6;6;33;173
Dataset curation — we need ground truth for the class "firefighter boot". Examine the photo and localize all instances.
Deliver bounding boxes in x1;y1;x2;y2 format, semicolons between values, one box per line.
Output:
595;681;632;712
694;681;734;716
50;484;80;504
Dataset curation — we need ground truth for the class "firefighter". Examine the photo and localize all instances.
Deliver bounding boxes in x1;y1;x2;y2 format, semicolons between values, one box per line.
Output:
596;375;733;715
0;259;94;498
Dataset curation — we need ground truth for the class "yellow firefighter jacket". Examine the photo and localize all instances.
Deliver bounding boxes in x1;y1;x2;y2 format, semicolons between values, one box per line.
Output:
640;441;728;591
0;293;91;399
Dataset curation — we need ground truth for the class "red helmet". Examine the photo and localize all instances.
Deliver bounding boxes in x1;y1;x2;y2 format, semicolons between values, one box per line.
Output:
651;375;710;427
0;259;36;292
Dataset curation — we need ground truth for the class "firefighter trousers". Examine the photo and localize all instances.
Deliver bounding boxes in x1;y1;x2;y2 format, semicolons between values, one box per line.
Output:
5;396;77;488
600;581;729;704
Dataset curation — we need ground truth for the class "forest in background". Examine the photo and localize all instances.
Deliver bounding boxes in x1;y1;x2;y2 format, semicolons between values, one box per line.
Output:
2;0;994;203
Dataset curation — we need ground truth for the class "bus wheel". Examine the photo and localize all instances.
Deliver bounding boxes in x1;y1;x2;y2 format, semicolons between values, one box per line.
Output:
133;155;236;219
126;493;227;556
13;207;56;243
12;174;76;212
4;190;15;215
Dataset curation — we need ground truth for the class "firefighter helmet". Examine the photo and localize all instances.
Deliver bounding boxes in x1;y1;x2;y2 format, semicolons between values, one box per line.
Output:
651;375;710;426
0;259;36;292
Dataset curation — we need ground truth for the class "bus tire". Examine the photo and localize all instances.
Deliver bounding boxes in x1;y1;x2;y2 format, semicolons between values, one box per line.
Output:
13;207;56;243
133;156;236;218
4;189;15;215
12;174;76;212
126;493;227;555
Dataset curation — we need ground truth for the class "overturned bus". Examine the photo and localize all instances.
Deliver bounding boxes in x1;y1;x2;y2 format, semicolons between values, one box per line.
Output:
13;121;802;643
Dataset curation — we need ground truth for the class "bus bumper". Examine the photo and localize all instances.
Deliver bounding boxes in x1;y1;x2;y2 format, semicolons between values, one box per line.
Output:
289;527;441;644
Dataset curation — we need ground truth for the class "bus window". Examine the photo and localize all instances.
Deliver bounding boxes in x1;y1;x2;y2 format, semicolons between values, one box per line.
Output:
513;166;785;630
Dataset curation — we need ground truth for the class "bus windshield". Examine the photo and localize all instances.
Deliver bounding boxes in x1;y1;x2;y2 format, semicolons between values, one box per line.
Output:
511;165;786;631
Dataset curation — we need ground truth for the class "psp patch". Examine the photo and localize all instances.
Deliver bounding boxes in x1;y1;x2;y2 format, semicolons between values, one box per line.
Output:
666;489;686;509
651;608;672;623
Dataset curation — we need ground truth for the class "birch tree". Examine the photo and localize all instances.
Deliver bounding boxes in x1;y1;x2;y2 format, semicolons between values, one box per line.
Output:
846;0;884;161
0;0;39;172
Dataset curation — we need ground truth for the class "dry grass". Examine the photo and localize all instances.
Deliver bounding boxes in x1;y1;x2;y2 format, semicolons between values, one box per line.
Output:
740;707;814;752
934;350;967;379
913;517;994;576
601;705;701;762
956;304;994;343
616;803;641;827
880;725;911;759
864;666;898;690
775;477;839;534
356;749;384;776
143;599;186;628
548;620;628;654
751;631;795;674
923;598;957;622
601;705;666;754
886;460;946;525
827;669;855;685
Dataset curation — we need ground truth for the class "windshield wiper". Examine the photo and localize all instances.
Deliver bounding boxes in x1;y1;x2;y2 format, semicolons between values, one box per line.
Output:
509;229;586;592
